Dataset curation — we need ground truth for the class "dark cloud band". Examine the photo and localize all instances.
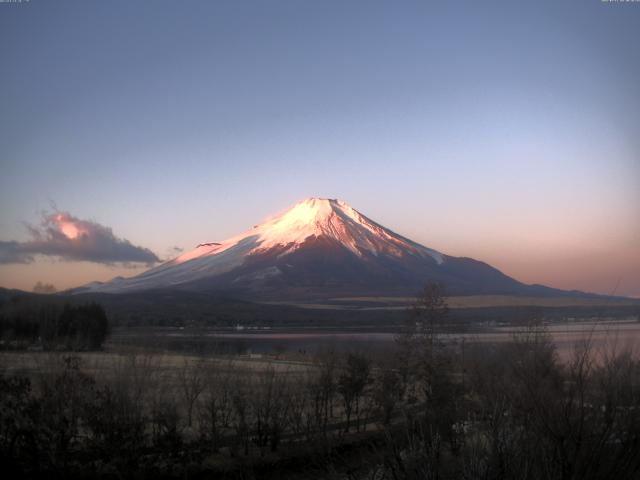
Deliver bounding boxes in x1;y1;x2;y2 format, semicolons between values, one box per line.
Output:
0;211;159;265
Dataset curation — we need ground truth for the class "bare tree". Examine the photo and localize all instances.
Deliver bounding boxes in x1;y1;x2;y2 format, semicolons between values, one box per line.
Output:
313;348;339;436
198;360;234;452
250;367;291;455
178;357;206;428
230;375;251;456
373;367;402;425
287;372;316;441
411;282;449;342
338;352;371;433
395;282;450;403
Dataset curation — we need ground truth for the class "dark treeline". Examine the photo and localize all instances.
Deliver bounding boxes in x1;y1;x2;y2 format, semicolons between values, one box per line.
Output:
2;331;639;479
0;295;109;351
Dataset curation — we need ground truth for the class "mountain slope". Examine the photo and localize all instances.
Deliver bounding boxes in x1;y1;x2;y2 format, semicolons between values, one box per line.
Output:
78;198;579;298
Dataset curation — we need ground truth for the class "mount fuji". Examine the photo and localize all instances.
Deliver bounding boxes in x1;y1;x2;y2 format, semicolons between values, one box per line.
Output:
77;198;575;299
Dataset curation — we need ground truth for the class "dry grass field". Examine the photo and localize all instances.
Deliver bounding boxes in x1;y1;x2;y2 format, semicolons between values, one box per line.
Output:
0;349;314;381
266;294;640;310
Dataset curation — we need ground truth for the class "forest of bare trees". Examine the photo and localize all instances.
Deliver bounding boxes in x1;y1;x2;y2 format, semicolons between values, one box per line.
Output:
2;331;639;478
1;288;639;479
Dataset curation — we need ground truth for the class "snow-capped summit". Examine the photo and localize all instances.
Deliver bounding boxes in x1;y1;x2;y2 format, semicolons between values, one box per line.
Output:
172;197;443;266
79;197;541;298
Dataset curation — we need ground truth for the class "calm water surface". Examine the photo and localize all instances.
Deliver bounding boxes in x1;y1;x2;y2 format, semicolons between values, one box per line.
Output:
116;319;640;359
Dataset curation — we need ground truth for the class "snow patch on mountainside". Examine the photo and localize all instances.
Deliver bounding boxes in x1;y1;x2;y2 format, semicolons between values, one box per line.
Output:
79;197;445;293
173;197;443;265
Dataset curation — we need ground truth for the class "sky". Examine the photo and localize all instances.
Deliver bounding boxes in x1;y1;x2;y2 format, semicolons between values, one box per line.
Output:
0;0;639;297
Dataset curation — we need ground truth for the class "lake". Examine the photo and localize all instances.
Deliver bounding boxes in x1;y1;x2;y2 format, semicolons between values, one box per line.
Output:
110;318;640;360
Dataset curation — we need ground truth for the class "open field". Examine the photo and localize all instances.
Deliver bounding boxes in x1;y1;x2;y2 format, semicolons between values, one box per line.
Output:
279;294;640;310
0;350;314;380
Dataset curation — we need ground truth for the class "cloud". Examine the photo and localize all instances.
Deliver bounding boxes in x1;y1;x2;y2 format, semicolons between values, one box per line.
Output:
0;241;34;264
0;211;160;265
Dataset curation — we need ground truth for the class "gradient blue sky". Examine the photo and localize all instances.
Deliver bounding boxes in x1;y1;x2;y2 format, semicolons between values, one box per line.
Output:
1;0;639;296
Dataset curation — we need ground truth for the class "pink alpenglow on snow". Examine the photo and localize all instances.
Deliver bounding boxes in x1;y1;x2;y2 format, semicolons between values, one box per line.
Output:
78;198;592;299
173;198;443;265
82;198;446;294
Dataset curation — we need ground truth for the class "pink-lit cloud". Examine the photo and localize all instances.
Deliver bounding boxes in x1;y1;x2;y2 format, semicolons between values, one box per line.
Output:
0;211;159;265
